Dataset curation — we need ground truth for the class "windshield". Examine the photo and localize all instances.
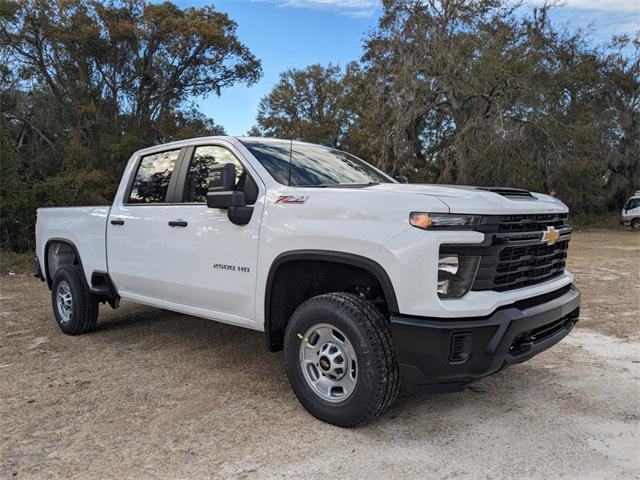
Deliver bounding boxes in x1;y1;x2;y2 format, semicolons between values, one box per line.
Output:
625;198;640;210
240;140;393;187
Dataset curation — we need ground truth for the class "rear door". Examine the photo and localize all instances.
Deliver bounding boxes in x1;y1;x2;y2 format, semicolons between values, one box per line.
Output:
107;148;183;301
163;142;264;324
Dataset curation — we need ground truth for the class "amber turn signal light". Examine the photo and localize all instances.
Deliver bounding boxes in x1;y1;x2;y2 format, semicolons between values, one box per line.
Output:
409;212;481;230
409;212;433;229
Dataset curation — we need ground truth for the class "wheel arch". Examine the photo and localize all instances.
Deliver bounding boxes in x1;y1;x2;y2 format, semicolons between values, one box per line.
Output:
264;250;399;352
44;238;119;304
43;238;85;289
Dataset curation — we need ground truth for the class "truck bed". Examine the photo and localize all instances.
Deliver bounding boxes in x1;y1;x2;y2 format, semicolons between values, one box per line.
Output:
36;206;111;282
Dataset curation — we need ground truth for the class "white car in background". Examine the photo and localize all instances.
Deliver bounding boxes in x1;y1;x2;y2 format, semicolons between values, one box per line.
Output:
621;192;640;230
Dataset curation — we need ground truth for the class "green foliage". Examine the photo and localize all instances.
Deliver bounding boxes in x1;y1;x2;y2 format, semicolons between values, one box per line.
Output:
1;0;638;254
252;1;639;215
0;0;261;252
0;123;36;252
252;63;357;147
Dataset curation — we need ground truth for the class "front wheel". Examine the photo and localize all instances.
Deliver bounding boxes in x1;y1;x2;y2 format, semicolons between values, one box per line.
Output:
284;292;399;427
631;218;640;231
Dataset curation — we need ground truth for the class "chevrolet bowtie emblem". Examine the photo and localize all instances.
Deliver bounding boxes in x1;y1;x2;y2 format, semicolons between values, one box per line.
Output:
542;226;560;246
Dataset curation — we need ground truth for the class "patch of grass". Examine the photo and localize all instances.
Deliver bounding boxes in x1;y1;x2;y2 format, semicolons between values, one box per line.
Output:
0;250;36;276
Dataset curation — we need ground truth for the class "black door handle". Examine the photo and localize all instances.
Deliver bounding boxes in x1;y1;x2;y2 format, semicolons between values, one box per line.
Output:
110;219;125;225
168;220;188;227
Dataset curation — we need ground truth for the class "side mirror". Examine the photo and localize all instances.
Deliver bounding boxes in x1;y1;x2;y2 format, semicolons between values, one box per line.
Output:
395;175;409;184
206;163;254;225
207;163;242;208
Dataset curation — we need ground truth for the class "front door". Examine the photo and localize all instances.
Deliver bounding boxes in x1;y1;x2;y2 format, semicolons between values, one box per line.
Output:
164;143;263;325
107;148;182;301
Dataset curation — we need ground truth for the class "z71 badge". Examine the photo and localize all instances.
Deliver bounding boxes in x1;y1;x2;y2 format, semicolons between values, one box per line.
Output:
275;195;308;204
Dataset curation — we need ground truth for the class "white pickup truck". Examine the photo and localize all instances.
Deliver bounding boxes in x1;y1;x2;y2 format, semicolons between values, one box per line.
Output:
36;136;580;426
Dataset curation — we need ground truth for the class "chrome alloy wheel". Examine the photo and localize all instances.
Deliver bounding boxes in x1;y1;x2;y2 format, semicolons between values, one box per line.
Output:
299;323;358;402
56;280;73;324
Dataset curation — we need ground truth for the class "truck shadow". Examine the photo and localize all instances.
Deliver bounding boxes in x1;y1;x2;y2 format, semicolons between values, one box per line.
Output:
93;301;288;385
91;301;573;438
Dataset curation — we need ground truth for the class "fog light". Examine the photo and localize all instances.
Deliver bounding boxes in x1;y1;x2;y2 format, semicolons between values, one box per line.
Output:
437;256;459;296
438;256;459;275
437;254;480;299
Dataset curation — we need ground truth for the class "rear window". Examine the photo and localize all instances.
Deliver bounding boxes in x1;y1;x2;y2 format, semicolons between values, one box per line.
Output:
241;140;391;187
128;150;180;203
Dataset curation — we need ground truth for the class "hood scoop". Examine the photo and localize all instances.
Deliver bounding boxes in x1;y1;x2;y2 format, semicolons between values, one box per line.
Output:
475;187;535;200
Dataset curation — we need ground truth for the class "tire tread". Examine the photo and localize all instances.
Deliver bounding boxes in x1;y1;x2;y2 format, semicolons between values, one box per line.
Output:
51;265;99;335
287;292;399;427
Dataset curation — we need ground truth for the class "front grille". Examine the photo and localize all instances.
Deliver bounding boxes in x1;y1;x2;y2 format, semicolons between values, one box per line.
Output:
492;239;569;291
441;213;572;293
478;213;569;233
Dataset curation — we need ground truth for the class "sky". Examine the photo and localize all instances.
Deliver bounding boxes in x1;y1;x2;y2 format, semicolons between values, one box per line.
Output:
166;0;640;136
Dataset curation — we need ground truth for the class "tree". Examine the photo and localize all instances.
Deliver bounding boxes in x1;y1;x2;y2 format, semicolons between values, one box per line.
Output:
602;35;640;209
0;122;35;251
251;64;353;147
0;0;262;252
253;0;639;214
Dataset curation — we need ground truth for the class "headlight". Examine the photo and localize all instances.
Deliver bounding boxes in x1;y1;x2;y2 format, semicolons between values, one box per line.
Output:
437;254;480;298
409;212;480;230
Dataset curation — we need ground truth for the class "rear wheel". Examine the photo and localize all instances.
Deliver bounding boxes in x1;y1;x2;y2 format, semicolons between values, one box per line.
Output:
284;292;399;427
51;265;99;335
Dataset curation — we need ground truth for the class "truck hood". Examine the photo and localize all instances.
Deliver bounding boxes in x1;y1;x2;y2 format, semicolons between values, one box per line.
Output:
369;183;568;215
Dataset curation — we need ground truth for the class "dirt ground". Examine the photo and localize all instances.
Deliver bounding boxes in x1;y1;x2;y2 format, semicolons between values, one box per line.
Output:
1;230;638;479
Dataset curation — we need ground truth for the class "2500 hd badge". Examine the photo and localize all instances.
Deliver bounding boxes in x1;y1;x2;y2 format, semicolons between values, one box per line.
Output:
213;263;250;273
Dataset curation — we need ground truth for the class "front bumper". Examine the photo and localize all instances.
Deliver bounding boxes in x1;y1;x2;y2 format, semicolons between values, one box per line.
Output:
390;284;580;393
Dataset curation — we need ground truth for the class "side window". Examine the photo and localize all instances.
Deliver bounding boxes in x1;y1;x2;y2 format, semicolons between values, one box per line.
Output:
183;146;247;203
128;150;180;204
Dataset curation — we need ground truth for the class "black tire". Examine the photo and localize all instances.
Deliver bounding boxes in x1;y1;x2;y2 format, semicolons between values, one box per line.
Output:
632;218;640;231
51;265;99;335
284;292;399;427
